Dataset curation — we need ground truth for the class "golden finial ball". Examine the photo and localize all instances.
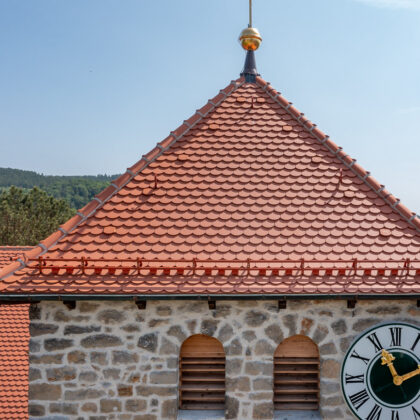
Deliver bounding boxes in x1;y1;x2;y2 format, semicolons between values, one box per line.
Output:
239;27;262;51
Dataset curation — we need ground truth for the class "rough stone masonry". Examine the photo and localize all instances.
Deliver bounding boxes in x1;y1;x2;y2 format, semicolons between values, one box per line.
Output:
28;299;419;420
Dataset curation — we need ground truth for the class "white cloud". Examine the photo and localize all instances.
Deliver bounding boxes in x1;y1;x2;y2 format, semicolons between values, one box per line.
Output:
353;0;420;10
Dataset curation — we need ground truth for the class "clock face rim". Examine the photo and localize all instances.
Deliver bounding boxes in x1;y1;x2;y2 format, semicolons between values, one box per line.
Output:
340;321;420;420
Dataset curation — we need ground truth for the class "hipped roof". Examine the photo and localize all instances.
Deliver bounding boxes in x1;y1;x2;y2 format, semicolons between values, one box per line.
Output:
1;76;419;296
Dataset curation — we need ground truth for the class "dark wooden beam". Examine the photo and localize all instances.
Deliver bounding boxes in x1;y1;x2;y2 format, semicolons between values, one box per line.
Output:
63;301;76;310
135;300;147;310
347;299;357;309
278;299;287;310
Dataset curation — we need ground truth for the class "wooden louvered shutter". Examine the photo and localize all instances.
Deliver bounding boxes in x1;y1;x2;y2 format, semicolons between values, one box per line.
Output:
179;334;225;410
274;335;320;411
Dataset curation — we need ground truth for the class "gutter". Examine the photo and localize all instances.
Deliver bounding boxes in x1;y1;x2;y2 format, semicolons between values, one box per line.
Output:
0;293;419;303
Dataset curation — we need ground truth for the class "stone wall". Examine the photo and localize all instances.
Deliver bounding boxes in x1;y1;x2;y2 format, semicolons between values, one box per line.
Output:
28;299;420;420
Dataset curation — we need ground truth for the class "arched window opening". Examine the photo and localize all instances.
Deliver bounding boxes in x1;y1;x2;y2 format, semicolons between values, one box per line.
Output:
179;334;225;410
274;335;320;411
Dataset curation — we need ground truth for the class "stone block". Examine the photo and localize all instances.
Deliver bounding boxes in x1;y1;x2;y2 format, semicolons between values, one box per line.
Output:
97;309;126;324
118;385;133;397
29;383;62;400
264;324;283;344
78;302;100;312
242;330;257;342
159;337;178;355
245;361;272;376
133;416;157;420
150;371;177;385
137;333;158;352
103;368;121;380
320;341;337;355
112;350;139;364
50;402;78;415
64;389;105;401
167;325;187;343
29;339;41;353
161;399;177;419
156;305;172;316
122;324;141;332
30;323;58;336
283;314;297;335
218;324;234;343
226;376;250;392
125;398;147;412
91;351;108;365
253;377;272;391
366;305;401;315
136;385;177;397
322;359;340;379
30;353;63;364
252;402;273;419
28;403;45;416
100;399;122;413
79;371;98;382
225;396;239;419
353;318;380;332
245;310;268;327
81;334;122;348
29;367;42;382
46;367;77;382
67;350;86;364
312;324;329;344
64;325;101;335
331;319;347;335
226;338;242;356
81;402;98;412
226;358;243;375
200;319;219;336
44;338;73;352
300;317;314;334
254;339;275;356
29;303;41;320
250;392;272;400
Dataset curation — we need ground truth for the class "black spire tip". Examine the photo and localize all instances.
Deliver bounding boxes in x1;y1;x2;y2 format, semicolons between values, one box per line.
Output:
240;50;259;83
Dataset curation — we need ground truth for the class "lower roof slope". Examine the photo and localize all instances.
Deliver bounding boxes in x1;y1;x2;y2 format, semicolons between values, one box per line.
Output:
0;304;29;420
0;248;30;419
0;77;419;296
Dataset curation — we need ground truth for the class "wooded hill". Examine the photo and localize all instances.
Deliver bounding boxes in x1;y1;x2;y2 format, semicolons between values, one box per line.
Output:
0;167;119;209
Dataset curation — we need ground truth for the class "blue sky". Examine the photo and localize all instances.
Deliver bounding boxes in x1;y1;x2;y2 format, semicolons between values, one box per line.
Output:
0;0;419;212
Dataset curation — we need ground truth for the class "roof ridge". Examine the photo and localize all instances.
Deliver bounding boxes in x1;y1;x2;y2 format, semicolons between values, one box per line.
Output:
0;77;246;283
255;76;420;235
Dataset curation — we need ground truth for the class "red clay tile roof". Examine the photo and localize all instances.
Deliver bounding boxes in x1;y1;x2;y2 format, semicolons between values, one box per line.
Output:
0;76;419;295
0;247;30;419
0;247;32;270
0;304;29;420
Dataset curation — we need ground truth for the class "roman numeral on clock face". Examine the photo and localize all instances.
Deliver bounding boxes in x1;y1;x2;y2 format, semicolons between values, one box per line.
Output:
390;327;402;347
391;410;399;420
413;406;420;420
349;388;370;410
345;373;364;384
366;404;382;420
367;332;383;352
351;349;370;365
411;333;420;351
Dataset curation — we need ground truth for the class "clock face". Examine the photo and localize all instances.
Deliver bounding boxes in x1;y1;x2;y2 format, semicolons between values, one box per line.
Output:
341;322;420;420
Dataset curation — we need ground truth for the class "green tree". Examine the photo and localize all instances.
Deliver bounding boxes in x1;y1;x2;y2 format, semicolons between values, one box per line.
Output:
0;186;75;246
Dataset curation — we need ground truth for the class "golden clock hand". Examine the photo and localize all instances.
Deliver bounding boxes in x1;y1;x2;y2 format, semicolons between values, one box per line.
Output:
381;349;398;378
399;365;420;384
380;349;405;385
